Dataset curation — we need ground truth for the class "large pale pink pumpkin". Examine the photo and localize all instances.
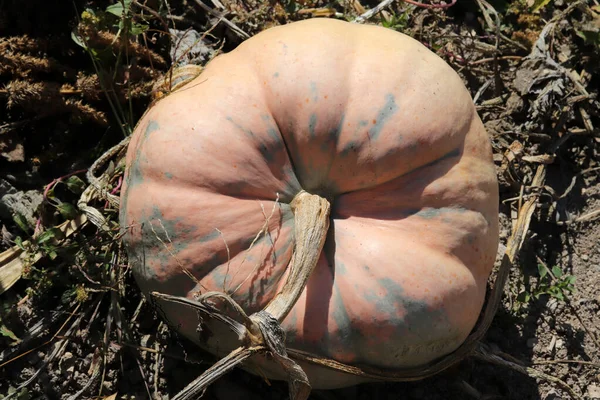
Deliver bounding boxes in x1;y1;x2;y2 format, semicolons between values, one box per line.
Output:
120;18;499;389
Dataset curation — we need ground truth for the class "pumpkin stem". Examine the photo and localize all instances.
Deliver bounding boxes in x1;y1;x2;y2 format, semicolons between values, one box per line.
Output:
263;190;331;322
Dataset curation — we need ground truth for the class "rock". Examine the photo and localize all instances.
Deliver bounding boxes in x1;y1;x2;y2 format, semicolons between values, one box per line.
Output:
581;254;589;262
547;298;558;312
543;388;563;400
0;179;43;226
0;141;25;162
546;335;556;352
169;28;215;66
505;92;524;115
140;334;153;348
59;352;76;376
587;383;600;399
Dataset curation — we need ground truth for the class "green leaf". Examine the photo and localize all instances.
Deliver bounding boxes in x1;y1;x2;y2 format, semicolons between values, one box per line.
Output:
15;236;25;250
575;30;600;47
552;265;563;278
537;264;547;279
0;324;20;342
71;30;88;50
65;176;86;193
12;213;30;234
106;0;132;17
565;275;576;285
553;291;564;301
130;22;149;35
57;203;78;220
531;0;552;13
37;227;63;244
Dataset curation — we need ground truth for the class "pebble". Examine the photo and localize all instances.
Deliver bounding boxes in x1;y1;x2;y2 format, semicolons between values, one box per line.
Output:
546;335;556;352
547;298;558;312
543;388;563;400
587;383;600;398
59;352;76;375
581;254;589;262
140;334;152;348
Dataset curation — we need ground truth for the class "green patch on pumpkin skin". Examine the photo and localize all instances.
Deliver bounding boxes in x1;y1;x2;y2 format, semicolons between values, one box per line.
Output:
129;205;199;279
164;172;174;180
198;229;222;244
414;206;468;220
305;268;457;366
329;280;368;353
224;115;302;201
202;212;294;310
261;114;283;144
309;81;318;102
273;72;280;78
360;277;456;362
308;113;317;138
120;120;161;234
368;93;398;141
128;120;160;188
339;93;398;156
226;116;255;139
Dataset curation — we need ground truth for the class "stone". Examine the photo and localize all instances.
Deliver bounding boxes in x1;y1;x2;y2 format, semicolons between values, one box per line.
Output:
0;179;43;226
169;28;215;66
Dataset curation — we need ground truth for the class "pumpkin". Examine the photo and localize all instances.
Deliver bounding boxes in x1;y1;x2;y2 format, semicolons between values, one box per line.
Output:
119;18;499;391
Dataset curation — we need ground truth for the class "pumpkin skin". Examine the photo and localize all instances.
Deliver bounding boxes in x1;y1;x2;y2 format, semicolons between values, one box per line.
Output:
120;18;499;389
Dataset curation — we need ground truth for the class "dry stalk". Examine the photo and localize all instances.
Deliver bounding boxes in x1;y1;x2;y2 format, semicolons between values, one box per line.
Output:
77;25;166;68
0;52;66;78
474;343;583;400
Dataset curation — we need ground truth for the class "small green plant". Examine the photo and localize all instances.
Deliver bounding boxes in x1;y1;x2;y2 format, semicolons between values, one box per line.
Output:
381;10;411;32
517;263;576;304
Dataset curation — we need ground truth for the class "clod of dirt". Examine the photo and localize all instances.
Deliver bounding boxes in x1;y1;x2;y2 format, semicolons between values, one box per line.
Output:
0;179;42;225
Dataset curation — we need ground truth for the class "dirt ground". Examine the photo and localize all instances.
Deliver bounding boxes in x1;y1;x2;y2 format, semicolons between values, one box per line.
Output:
1;0;599;399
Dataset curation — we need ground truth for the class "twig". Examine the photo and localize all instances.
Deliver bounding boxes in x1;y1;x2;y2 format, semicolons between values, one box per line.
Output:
0;309;65;364
353;0;457;21
474;343;583;399
172;346;264;400
192;0;249;40
403;0;457;9
469;55;523;66
132;0;170;32
4;303;88;400
215;228;231;292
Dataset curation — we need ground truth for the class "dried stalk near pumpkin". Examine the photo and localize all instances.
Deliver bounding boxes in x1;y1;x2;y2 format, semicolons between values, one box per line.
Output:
76;24;166;68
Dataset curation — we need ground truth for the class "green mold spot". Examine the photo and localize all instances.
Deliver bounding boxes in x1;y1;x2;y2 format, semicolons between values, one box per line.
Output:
308;113;317;138
120;120;160;233
368;94;398;141
309;81;318;102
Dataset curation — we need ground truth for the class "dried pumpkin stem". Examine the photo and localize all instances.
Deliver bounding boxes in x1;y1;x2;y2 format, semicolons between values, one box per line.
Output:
263;190;331;322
